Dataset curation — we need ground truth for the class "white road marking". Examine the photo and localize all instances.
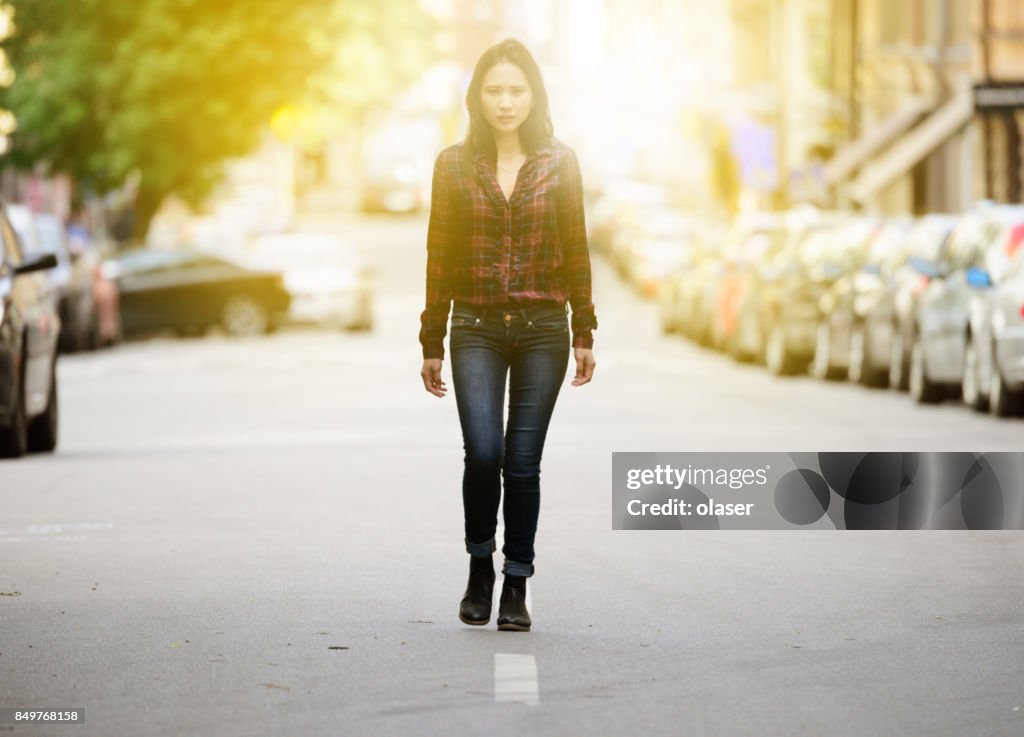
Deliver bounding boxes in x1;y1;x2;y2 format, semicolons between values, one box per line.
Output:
0;522;115;536
493;653;539;706
0;522;114;543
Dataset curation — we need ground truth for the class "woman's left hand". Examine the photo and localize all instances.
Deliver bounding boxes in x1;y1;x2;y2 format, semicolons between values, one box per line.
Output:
571;348;596;386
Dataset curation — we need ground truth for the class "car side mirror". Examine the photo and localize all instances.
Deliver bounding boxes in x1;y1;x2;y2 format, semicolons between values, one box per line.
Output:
13;252;58;275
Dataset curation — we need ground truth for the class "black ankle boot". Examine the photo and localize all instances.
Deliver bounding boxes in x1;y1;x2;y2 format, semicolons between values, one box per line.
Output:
459;555;495;625
497;575;531;632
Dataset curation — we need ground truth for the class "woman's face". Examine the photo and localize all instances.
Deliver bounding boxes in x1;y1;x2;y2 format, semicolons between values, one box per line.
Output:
479;61;533;136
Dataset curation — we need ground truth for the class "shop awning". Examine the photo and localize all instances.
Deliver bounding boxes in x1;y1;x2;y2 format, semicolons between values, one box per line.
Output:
849;89;974;202
823;99;931;185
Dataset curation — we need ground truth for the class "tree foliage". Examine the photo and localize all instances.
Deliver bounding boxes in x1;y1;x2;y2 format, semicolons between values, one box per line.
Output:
0;0;434;238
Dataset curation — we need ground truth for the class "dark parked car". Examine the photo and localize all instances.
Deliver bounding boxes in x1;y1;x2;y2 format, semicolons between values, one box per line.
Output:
0;199;60;458
108;248;291;337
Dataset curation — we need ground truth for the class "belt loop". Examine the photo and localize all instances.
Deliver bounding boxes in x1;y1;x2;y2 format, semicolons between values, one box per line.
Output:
519;307;530;325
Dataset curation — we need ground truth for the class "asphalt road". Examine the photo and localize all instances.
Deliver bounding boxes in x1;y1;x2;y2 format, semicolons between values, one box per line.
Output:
2;213;1022;736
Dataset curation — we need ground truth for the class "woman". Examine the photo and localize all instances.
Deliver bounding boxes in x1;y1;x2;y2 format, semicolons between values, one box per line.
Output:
419;38;597;632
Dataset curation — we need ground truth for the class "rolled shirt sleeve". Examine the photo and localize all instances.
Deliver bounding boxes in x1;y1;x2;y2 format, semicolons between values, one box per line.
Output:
556;147;598;349
419;151;456;360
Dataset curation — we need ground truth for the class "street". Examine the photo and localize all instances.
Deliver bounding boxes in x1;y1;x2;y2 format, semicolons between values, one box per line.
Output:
2;213;1023;737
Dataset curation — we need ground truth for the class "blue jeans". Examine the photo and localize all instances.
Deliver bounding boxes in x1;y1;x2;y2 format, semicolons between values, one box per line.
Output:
449;301;571;578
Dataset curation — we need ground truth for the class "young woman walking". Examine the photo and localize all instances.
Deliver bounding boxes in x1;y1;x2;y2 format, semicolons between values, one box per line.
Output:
419;38;597;631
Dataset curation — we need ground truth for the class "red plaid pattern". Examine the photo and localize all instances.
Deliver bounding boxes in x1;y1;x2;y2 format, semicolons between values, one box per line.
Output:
419;138;598;360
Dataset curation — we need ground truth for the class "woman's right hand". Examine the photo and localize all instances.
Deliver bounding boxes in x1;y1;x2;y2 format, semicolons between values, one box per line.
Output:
420;359;447;398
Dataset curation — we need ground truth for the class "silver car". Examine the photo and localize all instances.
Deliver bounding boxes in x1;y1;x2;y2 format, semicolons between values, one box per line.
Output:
911;204;1024;406
961;209;1024;416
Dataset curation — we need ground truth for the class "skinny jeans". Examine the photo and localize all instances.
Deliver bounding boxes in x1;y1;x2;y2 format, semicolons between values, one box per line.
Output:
449;301;570;577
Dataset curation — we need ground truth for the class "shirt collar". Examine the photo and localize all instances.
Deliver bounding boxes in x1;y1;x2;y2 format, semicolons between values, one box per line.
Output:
471;139;558;167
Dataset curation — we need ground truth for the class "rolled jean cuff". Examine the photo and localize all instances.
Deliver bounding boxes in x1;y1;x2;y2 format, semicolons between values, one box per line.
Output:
502;558;535;578
465;536;496;557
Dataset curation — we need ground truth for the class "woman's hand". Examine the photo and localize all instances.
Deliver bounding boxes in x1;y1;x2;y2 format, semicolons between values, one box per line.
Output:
421;358;447;397
571;348;596;386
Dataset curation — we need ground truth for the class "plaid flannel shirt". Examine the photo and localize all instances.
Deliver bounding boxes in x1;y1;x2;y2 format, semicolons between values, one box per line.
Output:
419;137;598;360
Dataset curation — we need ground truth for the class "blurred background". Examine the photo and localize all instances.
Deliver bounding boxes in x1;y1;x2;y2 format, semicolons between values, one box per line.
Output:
5;6;1024;731
4;0;1024;456
6;0;1024;250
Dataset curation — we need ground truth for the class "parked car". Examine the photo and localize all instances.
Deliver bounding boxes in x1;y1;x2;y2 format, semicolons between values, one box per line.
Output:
0;198;60;457
922;205;1024;414
660;222;724;336
712;225;787;357
30;213;99;353
107;248;291;337
903;205;1024;404
244;233;374;331
973;240;1024;416
5;204;54;307
809;216;890;380
66;208;122;348
835;217;918;387
761;214;872;374
725;209;846;364
694;213;785;352
884;213;964;391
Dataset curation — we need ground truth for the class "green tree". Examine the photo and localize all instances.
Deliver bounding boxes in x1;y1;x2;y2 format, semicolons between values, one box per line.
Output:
0;0;433;240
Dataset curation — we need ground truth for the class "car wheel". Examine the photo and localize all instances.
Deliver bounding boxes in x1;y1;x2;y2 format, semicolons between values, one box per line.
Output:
27;358;58;453
86;314;101;351
989;365;1024;418
811;322;840;380
909;338;942;404
766;324;796;376
221;295;268;337
889;331;908;392
961;336;988;412
0;356;28;458
849;325;887;388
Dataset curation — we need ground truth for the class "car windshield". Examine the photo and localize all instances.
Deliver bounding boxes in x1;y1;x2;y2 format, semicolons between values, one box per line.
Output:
905;218;955;263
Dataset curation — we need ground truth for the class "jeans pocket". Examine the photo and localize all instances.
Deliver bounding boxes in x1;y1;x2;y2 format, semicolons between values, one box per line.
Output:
526;313;568;334
450;313;481;329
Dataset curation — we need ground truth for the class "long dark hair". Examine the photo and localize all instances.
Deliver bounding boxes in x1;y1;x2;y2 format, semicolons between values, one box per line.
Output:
464;38;553;158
